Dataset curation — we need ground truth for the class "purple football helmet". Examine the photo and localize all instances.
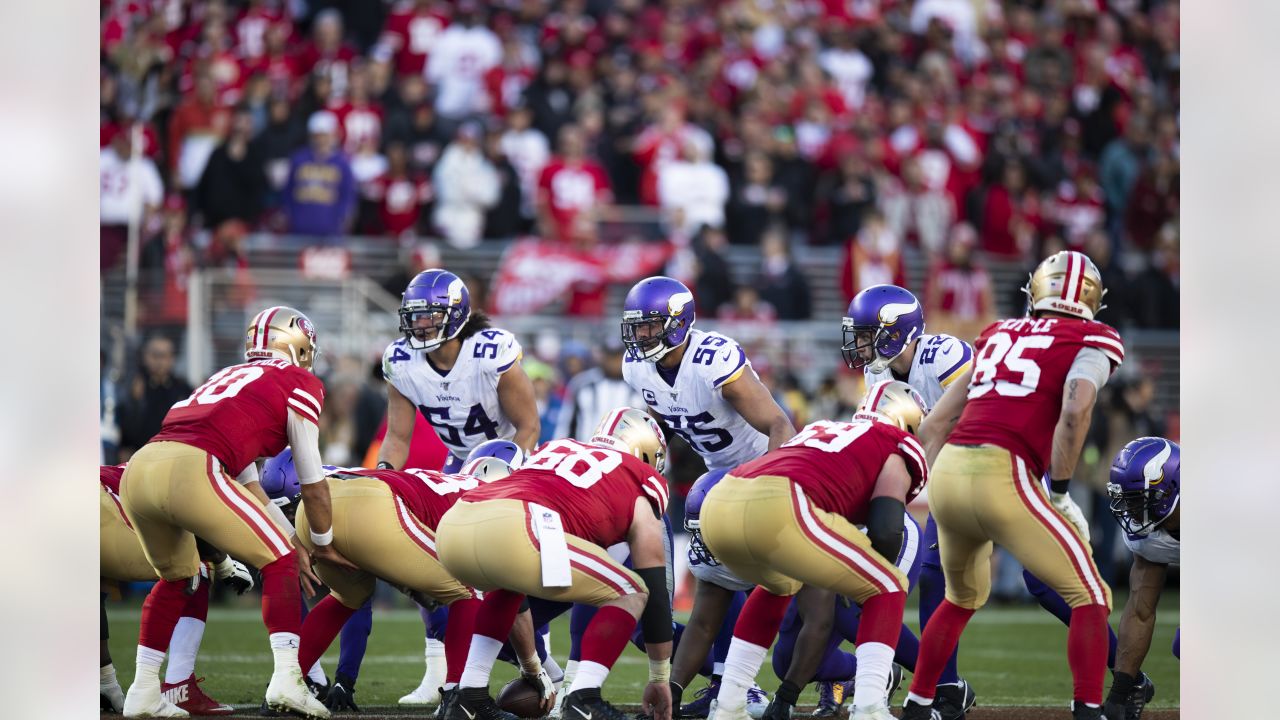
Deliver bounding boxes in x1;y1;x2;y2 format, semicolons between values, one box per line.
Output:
621;276;696;362
684;469;728;565
1108;437;1180;536
261;449;302;507
399;269;471;352
465;438;526;469
841;284;926;373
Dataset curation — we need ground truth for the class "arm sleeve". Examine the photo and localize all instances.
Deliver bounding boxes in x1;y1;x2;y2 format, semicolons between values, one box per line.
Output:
287;409;325;485
1066;347;1112;390
235;463;260;486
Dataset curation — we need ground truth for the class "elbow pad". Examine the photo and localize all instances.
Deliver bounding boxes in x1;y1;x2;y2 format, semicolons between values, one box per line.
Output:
635;566;674;644
866;497;906;563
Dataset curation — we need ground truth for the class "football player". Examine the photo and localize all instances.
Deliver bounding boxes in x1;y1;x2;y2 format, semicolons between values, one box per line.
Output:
379;268;541;706
902;251;1125;720
118;306;356;719
1102;438;1180;720
100;464;253;715
836;284;978;719
620;276;794;718
699;381;931;720
437;408;675;720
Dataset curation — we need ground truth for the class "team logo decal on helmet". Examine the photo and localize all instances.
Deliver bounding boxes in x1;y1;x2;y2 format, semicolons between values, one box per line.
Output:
621;276;696;363
460;456;513;483
399;269;473;352
841;285;925;373
1107;437;1180;536
854;380;929;436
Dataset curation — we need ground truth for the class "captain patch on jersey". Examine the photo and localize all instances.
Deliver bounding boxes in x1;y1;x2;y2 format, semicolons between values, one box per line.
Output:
382;328;522;460
622;328;769;471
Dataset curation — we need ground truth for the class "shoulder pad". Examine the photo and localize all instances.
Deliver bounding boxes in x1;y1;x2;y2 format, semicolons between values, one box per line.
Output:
690;332;749;389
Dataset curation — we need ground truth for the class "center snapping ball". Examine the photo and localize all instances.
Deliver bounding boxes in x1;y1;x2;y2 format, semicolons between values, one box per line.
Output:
497;677;553;719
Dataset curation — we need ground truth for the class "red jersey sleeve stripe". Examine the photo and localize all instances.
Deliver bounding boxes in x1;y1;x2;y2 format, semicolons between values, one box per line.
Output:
642;476;669;515
291;388;323;416
1083;335;1125;362
288;400;320;425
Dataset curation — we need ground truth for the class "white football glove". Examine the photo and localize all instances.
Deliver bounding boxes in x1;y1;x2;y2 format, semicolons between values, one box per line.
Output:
1050;492;1091;543
523;665;555;702
215;556;255;595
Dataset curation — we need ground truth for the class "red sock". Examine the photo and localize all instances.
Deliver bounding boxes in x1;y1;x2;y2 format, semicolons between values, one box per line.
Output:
1067;604;1110;705
140;578;195;652
855;592;906;648
908;600;975;699
299;595;358;672
475;589;526;642
445;597;481;684
732;588;793;647
260;553;301;635
181;578;210;622
580;605;638;669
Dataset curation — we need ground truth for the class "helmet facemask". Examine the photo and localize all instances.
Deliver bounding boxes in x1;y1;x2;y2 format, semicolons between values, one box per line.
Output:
841;318;914;374
621;313;684;363
1106;483;1177;536
400;303;464;352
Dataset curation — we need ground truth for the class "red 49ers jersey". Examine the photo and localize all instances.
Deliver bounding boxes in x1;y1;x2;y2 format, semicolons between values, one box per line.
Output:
339;467;476;529
100;464;127;495
152;359;326;476
733;420;929;523
464;439;668;547
948;317;1124;477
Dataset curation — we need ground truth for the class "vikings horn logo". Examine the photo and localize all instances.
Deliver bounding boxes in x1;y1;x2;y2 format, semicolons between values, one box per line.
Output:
447;278;465;305
668;291;694;316
1143;440;1172;487
878;299;919;327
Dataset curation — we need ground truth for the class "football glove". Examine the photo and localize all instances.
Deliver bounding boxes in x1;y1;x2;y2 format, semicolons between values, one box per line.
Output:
214;556;254;595
326;675;360;712
1050;491;1091;543
522;666;555;703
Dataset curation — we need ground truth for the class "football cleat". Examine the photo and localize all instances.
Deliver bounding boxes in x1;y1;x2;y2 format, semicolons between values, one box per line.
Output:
886;665;904;704
705;698;749;720
400;653;448;705
811;681;844;718
434;687;457;720
678;677;720;718
161;675;234;715
264;667;330;720
745;684;769;719
563;688;631;720
848;700;895;720
123;678;190;718
1070;701;1106;720
445;687;519;720
932;679;977;720
900;699;942;720
1124;672;1155;720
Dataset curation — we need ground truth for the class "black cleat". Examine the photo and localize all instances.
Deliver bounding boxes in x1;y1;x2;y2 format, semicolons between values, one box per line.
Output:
1071;702;1104;719
305;676;329;703
563;688;630;720
932;679;976;720
436;687;458;720
886;665;904;704
901;699;941;720
760;697;793;720
446;687;521;720
1125;672;1155;720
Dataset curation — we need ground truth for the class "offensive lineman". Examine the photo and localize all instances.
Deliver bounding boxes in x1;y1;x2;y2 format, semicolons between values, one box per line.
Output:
119;306;356;719
1102;438;1180;720
620;276;794;717
437;408;675;720
380;268;542;705
700;381;932;720
902;251;1125;720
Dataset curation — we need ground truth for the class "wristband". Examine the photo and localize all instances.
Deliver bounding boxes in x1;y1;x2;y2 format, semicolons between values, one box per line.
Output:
519;655;542;675
310;527;334;547
214;556;235;578
376;461;395;470
648;657;671;684
1050;479;1071;495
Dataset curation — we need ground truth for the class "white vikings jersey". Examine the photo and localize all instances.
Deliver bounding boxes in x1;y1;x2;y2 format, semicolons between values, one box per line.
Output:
864;333;974;408
622;329;769;471
382;328;523;463
1123;527;1180;566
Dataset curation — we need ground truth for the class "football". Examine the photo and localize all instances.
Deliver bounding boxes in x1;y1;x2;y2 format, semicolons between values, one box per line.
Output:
497;676;553;719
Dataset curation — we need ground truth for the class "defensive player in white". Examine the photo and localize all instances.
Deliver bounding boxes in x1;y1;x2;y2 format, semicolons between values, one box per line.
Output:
620;276;794;719
842;284;977;719
380;268;541;706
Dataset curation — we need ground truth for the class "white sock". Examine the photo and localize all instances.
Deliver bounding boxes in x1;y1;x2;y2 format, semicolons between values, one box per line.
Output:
564;659;579;681
426;637;447;661
269;632;301;673
544;653;564;684
566;661;610;693
906;691;934;706
851;642;894;708
717;639;767;712
713;661;726;677
101;663;119;688
459;635;504;689
135;646;166;684
165;617;205;683
307;661;327;686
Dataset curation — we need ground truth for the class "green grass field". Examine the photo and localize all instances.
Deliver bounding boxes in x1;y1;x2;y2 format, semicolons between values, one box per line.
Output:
104;592;1179;713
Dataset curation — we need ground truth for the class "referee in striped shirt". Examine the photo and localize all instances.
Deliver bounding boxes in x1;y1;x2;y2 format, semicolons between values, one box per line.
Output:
554;336;646;441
